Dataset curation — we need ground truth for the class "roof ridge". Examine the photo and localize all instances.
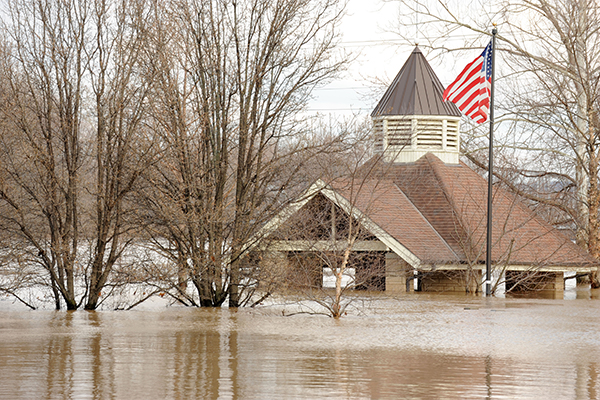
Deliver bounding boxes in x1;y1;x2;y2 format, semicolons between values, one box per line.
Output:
424;154;480;260
391;180;460;261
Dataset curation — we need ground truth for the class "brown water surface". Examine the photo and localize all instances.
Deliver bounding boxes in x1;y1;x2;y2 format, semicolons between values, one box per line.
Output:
1;292;599;399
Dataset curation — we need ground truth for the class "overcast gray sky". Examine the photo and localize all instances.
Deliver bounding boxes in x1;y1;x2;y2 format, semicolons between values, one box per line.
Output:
308;0;490;120
307;0;409;117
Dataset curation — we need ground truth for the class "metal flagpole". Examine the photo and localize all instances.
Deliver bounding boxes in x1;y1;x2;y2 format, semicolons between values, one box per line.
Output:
486;27;497;296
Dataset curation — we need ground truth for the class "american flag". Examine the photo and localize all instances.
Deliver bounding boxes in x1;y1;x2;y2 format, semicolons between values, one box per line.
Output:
443;41;493;124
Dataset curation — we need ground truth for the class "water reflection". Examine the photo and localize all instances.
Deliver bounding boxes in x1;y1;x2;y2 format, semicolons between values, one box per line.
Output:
485;355;492;400
44;312;74;399
166;310;240;399
86;312;114;400
1;295;600;399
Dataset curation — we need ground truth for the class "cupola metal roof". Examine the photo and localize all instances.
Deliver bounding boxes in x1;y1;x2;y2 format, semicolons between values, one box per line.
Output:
371;47;461;117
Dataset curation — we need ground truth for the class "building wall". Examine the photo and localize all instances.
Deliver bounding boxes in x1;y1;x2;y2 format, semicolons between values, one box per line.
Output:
255;250;569;295
419;270;481;293
505;271;565;292
385;253;409;293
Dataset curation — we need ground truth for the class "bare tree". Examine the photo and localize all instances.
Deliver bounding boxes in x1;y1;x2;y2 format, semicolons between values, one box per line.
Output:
0;0;153;310
282;181;388;318
389;0;600;285
84;0;154;310
226;0;347;307
247;128;391;318
0;0;89;309
136;0;347;308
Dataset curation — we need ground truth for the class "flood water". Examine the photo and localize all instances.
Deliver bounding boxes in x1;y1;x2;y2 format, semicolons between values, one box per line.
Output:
1;292;600;399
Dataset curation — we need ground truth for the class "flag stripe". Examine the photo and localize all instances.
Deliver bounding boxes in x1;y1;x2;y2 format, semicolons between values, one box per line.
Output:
443;41;493;124
445;60;483;99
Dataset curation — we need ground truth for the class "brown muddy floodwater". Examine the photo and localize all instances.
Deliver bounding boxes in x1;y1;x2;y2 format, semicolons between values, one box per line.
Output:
1;291;600;400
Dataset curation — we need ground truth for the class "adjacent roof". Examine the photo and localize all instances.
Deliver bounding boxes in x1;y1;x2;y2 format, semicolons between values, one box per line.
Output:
371;47;461;117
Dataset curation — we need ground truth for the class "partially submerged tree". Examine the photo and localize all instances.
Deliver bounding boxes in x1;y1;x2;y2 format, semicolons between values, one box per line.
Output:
278;180;388;318
84;0;155;310
0;0;153;310
243;127;391;318
136;0;347;307
0;0;88;309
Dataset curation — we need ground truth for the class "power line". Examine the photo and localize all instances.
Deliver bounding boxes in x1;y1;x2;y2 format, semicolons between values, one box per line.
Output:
340;39;404;44
306;107;371;112
337;39;406;48
337;34;487;48
313;86;372;91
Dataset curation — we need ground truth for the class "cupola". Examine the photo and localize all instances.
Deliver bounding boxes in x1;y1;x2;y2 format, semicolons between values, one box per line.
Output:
371;47;462;164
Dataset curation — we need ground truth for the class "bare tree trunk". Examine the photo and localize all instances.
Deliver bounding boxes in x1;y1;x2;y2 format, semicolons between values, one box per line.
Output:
587;116;600;287
332;246;352;318
84;0;150;310
574;1;590;249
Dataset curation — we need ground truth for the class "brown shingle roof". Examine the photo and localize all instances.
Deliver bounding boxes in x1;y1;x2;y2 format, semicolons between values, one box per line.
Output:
371;47;461;117
254;155;595;268
359;153;597;267
330;178;460;263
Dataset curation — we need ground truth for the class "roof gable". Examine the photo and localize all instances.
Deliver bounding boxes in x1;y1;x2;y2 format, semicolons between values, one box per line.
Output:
246;180;428;268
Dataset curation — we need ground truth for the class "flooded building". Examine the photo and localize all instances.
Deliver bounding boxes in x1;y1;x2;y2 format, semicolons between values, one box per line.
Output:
246;47;598;295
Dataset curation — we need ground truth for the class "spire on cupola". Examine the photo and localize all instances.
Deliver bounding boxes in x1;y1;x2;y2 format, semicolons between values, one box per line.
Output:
371;46;462;164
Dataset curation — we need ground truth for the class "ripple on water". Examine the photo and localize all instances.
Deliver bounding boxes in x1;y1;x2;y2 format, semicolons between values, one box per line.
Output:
0;295;599;399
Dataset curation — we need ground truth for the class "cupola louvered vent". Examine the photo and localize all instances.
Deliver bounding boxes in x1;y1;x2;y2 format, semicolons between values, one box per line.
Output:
373;115;461;164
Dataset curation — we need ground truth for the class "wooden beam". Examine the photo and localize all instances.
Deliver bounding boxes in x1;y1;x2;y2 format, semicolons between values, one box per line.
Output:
415;264;597;273
260;240;388;252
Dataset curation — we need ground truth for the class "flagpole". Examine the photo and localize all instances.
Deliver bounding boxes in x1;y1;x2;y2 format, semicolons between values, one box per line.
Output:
486;27;497;296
